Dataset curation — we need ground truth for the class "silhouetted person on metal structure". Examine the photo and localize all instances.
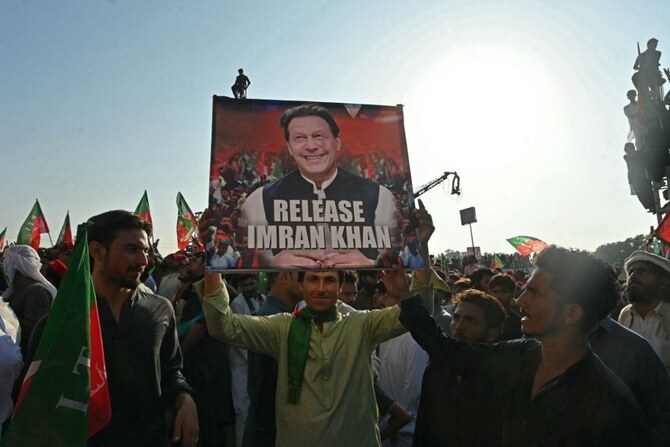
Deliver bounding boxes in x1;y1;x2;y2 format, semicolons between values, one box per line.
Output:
624;90;646;148
623;142;655;213
232;68;251;99
634;38;664;101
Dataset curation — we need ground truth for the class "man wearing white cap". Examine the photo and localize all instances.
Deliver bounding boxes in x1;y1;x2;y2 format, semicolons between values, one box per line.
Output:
2;245;56;353
619;250;670;375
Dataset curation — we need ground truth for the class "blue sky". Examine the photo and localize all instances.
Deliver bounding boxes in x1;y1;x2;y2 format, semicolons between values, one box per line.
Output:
1;0;667;254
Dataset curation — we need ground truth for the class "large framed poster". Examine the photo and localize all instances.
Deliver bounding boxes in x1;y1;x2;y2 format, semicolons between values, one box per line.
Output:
206;96;422;271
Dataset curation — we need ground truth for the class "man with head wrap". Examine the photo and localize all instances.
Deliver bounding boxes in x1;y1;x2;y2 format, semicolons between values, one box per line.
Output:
2;245;56;352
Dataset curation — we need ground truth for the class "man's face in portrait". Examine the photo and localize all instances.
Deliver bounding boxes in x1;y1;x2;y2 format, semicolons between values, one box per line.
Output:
286;115;341;186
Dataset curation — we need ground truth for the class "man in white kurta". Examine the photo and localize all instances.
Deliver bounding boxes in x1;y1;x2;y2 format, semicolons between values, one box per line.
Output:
619;251;670;375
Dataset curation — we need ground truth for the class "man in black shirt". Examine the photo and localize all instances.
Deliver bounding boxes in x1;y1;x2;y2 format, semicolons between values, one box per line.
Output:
87;210;198;447
179;252;234;447
386;212;651;446
412;289;505;446
242;271;302;446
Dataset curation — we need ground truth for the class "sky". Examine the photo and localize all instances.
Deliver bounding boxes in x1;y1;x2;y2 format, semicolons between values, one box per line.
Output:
1;0;667;256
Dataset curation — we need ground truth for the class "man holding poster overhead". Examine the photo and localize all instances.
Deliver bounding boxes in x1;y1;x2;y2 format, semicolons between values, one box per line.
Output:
239;104;401;269
197;203;434;447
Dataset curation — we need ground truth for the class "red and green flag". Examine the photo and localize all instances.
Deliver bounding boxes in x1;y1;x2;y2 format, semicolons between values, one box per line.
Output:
176;192;199;251
491;254;505;269
0;227;6;251
655;211;670;245
506;236;548;256
134;190;153;225
1;224;111;447
17;199;50;250
56;211;74;249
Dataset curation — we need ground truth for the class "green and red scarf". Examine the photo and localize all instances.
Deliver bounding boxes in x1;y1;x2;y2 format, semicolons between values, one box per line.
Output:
287;306;338;404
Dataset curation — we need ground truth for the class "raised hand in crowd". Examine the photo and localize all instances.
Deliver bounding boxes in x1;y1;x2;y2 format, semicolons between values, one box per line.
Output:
414;199;435;285
380;266;411;306
148;238;163;266
198;209;225;295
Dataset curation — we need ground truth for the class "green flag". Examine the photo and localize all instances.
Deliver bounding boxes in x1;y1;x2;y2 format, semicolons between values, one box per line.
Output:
17;199;50;250
0;226;6;251
439;253;448;271
176;192;199;251
134;190;153;225
491;254;505;269
56;211;74;249
1;225;111;446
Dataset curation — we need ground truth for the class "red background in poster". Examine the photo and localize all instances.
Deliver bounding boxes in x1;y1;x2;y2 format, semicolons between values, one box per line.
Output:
210;98;410;179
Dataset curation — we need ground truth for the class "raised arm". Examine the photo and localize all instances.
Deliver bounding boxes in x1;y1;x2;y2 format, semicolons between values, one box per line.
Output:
413;199;435;291
198;210;282;356
380;265;449;361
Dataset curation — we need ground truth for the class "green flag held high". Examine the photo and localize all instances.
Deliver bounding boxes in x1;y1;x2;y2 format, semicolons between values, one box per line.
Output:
134;190;153;225
491;254;505;269
56;211;74;249
650;239;662;256
176;192;199;251
438;253;449;271
1;225;111;447
506;236;548;257
0;227;6;251
17;199;50;250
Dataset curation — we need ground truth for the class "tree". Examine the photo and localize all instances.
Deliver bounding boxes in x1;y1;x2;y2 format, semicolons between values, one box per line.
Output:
593;234;647;267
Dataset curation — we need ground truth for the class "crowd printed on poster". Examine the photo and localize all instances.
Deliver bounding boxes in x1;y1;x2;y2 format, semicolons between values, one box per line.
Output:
206;96;423;271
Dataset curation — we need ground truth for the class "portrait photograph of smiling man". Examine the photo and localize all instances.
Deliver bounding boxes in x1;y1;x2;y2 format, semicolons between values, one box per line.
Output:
207;97;419;271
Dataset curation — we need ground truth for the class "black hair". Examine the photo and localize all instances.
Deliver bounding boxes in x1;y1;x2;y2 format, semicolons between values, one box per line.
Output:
266;272;281;285
87;210;152;248
357;269;379;279
488;273;516;292
230;273;259;288
452;289;505;331
470;268;494;288
534;245;617;332
342;270;358;285
279;104;340;141
373;280;387;294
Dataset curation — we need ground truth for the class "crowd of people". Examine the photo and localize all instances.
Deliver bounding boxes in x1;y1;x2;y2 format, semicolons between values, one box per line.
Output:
0;201;669;446
435;252;533;273
623;37;670;214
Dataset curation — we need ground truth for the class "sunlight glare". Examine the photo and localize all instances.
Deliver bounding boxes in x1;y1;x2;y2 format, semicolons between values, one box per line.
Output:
409;44;554;171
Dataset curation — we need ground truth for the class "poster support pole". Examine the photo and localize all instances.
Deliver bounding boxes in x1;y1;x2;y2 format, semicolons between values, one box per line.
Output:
469;223;475;253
